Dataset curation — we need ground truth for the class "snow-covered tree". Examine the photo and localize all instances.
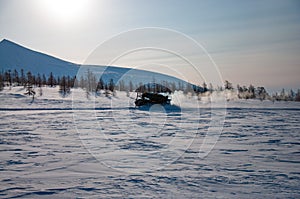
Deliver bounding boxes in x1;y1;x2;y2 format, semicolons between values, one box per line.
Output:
108;78;115;92
248;84;256;99
224;80;233;90
287;89;295;101
209;83;214;93
118;80;125;91
42;74;47;85
13;69;19;85
129;81;133;92
59;76;71;97
202;82;208;93
5;70;12;87
256;87;268;101
295;89;300;101
36;73;42;87
279;89;288;101
20;69;26;86
86;69;97;92
0;73;4;91
24;85;36;101
47;72;55;87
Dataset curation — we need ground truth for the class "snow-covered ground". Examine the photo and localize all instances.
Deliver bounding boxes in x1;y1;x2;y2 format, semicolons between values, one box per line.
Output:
1;86;300;198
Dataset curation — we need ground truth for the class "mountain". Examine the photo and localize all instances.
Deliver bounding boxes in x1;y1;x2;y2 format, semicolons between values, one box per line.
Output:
0;39;202;91
0;39;79;76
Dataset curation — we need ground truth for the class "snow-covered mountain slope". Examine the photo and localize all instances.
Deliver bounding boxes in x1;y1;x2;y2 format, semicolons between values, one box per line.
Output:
0;39;200;89
0;39;79;76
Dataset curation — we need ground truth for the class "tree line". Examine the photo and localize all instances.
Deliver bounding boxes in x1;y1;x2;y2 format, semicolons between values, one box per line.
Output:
0;69;76;98
0;69;195;98
1;69;299;102
199;80;300;102
73;69;198;97
0;69;74;88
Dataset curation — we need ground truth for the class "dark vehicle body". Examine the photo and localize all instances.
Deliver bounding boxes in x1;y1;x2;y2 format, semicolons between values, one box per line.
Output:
135;92;170;106
134;83;172;107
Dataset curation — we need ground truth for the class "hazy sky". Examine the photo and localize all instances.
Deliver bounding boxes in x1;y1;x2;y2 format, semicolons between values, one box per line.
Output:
0;0;300;91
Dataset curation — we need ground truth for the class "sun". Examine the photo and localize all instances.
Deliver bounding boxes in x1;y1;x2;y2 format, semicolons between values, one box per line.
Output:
41;0;90;23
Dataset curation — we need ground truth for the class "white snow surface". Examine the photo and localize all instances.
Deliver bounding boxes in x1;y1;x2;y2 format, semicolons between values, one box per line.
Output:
1;86;300;198
0;39;79;77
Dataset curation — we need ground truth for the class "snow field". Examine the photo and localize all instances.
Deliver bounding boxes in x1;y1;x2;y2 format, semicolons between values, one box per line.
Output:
0;86;300;198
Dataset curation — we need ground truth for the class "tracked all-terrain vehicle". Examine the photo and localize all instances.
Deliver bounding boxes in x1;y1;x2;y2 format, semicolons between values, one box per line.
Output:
134;83;172;107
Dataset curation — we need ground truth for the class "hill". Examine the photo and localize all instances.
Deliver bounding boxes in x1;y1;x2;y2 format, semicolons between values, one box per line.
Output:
0;39;79;76
0;39;201;90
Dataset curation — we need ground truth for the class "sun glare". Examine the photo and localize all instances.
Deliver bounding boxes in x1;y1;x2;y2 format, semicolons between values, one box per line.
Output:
41;0;90;23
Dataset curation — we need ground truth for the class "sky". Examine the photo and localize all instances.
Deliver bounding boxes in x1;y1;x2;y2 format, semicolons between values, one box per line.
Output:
0;0;300;91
